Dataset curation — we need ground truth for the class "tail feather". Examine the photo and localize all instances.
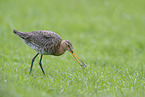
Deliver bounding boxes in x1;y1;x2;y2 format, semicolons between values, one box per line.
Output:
13;30;30;39
13;30;19;34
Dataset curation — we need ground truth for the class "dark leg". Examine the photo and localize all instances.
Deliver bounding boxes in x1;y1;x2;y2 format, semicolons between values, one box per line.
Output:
29;53;39;74
39;55;45;75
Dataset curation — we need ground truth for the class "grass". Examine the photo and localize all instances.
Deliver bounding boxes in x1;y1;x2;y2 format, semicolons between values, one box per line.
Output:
0;0;145;97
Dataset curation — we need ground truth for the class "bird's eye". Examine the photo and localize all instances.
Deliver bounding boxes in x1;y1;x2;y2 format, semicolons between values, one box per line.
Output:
68;45;70;47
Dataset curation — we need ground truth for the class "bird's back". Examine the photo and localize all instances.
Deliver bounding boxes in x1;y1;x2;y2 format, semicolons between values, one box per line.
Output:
13;30;62;55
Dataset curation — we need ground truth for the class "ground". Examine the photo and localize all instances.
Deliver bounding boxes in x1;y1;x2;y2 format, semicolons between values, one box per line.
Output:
0;0;144;97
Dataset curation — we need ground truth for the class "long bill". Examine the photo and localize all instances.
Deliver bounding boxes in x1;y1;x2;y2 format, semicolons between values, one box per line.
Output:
70;50;87;68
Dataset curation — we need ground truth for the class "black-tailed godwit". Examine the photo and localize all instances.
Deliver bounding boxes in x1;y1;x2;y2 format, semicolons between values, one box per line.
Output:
13;30;86;74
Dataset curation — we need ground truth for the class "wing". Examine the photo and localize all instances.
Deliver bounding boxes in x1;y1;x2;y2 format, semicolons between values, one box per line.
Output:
29;31;62;54
14;30;62;54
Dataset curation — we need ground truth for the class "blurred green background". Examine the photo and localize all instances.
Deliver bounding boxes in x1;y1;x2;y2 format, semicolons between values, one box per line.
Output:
0;0;145;97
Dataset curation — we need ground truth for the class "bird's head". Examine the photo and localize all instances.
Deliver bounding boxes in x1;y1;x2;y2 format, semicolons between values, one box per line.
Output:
61;40;87;68
62;40;73;52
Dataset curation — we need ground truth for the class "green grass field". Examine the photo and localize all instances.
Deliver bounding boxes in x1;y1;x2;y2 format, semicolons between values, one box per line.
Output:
0;0;145;97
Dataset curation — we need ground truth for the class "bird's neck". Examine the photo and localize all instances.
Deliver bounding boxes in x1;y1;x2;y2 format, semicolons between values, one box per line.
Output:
55;41;66;56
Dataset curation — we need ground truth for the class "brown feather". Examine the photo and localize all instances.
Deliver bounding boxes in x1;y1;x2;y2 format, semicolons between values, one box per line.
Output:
13;30;62;55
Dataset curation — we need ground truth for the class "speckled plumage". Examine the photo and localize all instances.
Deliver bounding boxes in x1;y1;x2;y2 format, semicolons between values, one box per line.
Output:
13;30;62;55
13;30;86;74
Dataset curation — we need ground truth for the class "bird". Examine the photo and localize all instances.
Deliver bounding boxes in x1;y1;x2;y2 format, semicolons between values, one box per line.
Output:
13;30;86;74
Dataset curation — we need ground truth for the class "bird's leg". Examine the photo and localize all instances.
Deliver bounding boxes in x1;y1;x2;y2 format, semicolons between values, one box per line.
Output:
29;53;39;74
39;55;45;75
